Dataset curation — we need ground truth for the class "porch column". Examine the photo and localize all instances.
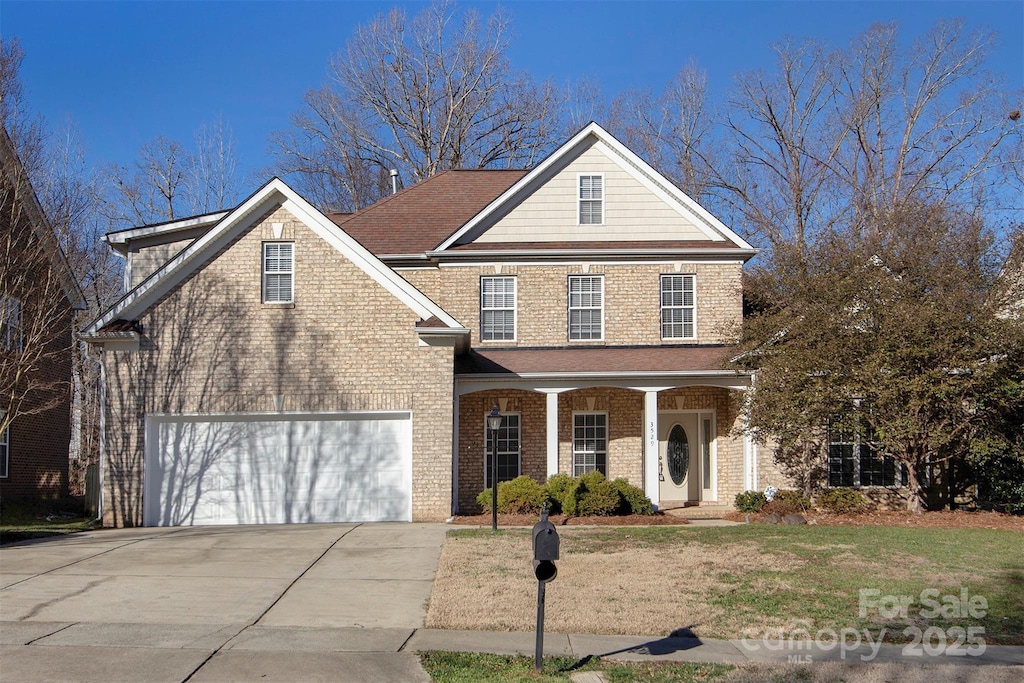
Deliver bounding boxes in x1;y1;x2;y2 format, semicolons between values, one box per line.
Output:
545;391;559;478
644;390;660;509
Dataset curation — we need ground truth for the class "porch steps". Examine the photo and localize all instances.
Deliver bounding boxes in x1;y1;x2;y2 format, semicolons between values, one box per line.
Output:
661;504;735;520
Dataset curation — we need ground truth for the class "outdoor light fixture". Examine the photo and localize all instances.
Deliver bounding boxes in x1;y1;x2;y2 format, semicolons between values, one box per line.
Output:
487;405;502;531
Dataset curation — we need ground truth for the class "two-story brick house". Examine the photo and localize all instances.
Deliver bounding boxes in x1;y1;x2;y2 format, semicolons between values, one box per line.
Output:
85;123;760;527
1;127;85;504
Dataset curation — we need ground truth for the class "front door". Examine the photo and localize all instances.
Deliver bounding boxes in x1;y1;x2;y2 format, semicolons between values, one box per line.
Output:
658;412;699;502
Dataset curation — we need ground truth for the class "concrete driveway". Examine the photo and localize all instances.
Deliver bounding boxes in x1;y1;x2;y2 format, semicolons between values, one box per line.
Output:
0;523;448;682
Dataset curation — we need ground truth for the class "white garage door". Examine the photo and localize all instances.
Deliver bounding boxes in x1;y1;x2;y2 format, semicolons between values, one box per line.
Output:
143;412;412;526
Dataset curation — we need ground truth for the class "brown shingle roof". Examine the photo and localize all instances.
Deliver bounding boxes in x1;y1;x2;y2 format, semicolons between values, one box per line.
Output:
456;345;741;375
328;169;527;255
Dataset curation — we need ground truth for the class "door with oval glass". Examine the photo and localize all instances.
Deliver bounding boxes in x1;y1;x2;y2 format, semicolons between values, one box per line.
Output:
658;412;713;503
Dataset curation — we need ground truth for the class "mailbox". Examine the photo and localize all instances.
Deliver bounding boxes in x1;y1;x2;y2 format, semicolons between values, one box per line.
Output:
532;507;559;582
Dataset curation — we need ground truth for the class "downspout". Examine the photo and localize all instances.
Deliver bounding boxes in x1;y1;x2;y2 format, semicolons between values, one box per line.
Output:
94;348;106;525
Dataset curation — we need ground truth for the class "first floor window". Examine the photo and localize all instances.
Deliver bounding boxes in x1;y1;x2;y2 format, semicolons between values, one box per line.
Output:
263;242;294;303
568;275;604;340
573;413;607;476
0;427;9;478
661;274;696;340
828;417;903;487
485;413;520;488
480;276;516;341
1;295;23;352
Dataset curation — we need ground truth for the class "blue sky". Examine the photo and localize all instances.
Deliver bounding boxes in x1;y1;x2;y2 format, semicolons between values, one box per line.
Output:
3;1;1022;186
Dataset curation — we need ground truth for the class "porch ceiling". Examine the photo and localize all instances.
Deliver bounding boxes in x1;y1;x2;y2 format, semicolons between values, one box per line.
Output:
456;345;739;375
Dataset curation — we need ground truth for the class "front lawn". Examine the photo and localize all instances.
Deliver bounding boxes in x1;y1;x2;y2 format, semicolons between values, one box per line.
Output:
427;525;1023;644
0;503;97;545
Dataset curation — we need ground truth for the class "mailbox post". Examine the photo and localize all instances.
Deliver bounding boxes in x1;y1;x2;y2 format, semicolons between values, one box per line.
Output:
531;502;559;671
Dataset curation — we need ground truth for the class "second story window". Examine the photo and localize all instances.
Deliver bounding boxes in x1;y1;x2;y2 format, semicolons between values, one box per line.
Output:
578;174;604;225
0;295;23;352
568;275;604;341
263;243;294;304
661;275;696;340
480;276;516;341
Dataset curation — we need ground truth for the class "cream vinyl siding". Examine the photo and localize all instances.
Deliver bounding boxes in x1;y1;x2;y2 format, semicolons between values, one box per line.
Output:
477;144;711;243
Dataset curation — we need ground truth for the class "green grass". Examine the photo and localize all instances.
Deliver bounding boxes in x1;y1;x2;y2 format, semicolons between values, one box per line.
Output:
443;524;1024;644
0;502;97;545
418;651;734;683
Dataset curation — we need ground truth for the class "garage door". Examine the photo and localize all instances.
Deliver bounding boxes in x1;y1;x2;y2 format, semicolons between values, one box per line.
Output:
143;412;412;526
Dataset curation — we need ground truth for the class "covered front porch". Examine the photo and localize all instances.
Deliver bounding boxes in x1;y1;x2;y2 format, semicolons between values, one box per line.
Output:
452;347;754;514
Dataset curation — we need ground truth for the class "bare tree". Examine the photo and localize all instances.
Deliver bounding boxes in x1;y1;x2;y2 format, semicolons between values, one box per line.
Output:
0;127;77;440
271;0;561;211
190;116;239;215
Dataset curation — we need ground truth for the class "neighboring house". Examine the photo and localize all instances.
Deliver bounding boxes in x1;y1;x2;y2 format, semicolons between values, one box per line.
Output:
85;123;762;527
0;127;85;503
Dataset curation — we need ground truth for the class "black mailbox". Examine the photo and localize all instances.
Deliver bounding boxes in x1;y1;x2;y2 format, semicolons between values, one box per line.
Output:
532;508;559;582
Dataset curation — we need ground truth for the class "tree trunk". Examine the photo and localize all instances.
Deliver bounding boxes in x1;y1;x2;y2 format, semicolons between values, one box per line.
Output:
904;462;924;513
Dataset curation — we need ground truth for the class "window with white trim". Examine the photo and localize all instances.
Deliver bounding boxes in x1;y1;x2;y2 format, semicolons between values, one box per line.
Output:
485;413;521;488
573;413;607;476
568;275;604;341
1;295;23;352
661;274;696;340
828;416;903;487
0;427;9;479
578;174;604;225
262;243;294;304
480;276;516;341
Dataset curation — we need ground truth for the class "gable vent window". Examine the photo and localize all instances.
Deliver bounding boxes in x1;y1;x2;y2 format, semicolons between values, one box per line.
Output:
661;274;696;340
263;243;294;304
579;174;604;225
480;276;516;341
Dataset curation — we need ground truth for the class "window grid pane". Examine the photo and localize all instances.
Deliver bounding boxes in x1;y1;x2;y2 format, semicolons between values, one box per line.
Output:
579;175;603;224
481;277;516;341
573;414;607;476
568;276;603;340
485;414;520;488
661;275;695;339
263;243;294;303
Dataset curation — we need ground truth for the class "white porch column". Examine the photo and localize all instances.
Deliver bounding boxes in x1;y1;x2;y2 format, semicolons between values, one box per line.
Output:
545;391;559;478
644;390;660;509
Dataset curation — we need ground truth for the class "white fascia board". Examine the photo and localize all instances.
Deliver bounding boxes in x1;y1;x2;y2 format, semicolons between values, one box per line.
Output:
87;178;465;335
104;211;231;251
456;371;751;396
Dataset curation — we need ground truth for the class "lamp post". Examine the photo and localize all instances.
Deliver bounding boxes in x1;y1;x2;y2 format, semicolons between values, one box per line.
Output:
486;405;502;532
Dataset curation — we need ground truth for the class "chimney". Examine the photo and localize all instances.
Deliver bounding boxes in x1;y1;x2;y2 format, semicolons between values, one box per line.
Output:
390;169;400;195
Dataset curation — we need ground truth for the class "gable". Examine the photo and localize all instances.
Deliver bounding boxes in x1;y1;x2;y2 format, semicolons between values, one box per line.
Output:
85;178;466;340
475;140;714;244
436;123;753;254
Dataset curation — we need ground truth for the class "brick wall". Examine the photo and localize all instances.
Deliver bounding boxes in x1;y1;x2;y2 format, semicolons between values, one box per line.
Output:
101;205;455;526
401;262;743;346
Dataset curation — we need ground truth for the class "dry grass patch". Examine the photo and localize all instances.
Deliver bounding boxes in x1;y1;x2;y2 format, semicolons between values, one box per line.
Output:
426;528;804;636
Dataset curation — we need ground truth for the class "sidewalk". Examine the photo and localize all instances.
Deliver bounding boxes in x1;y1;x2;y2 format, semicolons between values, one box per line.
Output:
404;628;1024;668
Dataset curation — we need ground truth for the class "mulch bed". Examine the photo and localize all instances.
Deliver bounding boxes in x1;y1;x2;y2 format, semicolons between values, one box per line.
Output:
724;509;1024;531
451;512;689;527
452;509;1023;530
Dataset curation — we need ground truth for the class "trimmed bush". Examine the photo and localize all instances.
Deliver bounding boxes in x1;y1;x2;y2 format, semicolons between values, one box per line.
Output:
734;490;767;513
611;478;653;515
543;473;574;514
476;476;547;514
818;488;867;514
762;489;811;515
558;471;619;516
